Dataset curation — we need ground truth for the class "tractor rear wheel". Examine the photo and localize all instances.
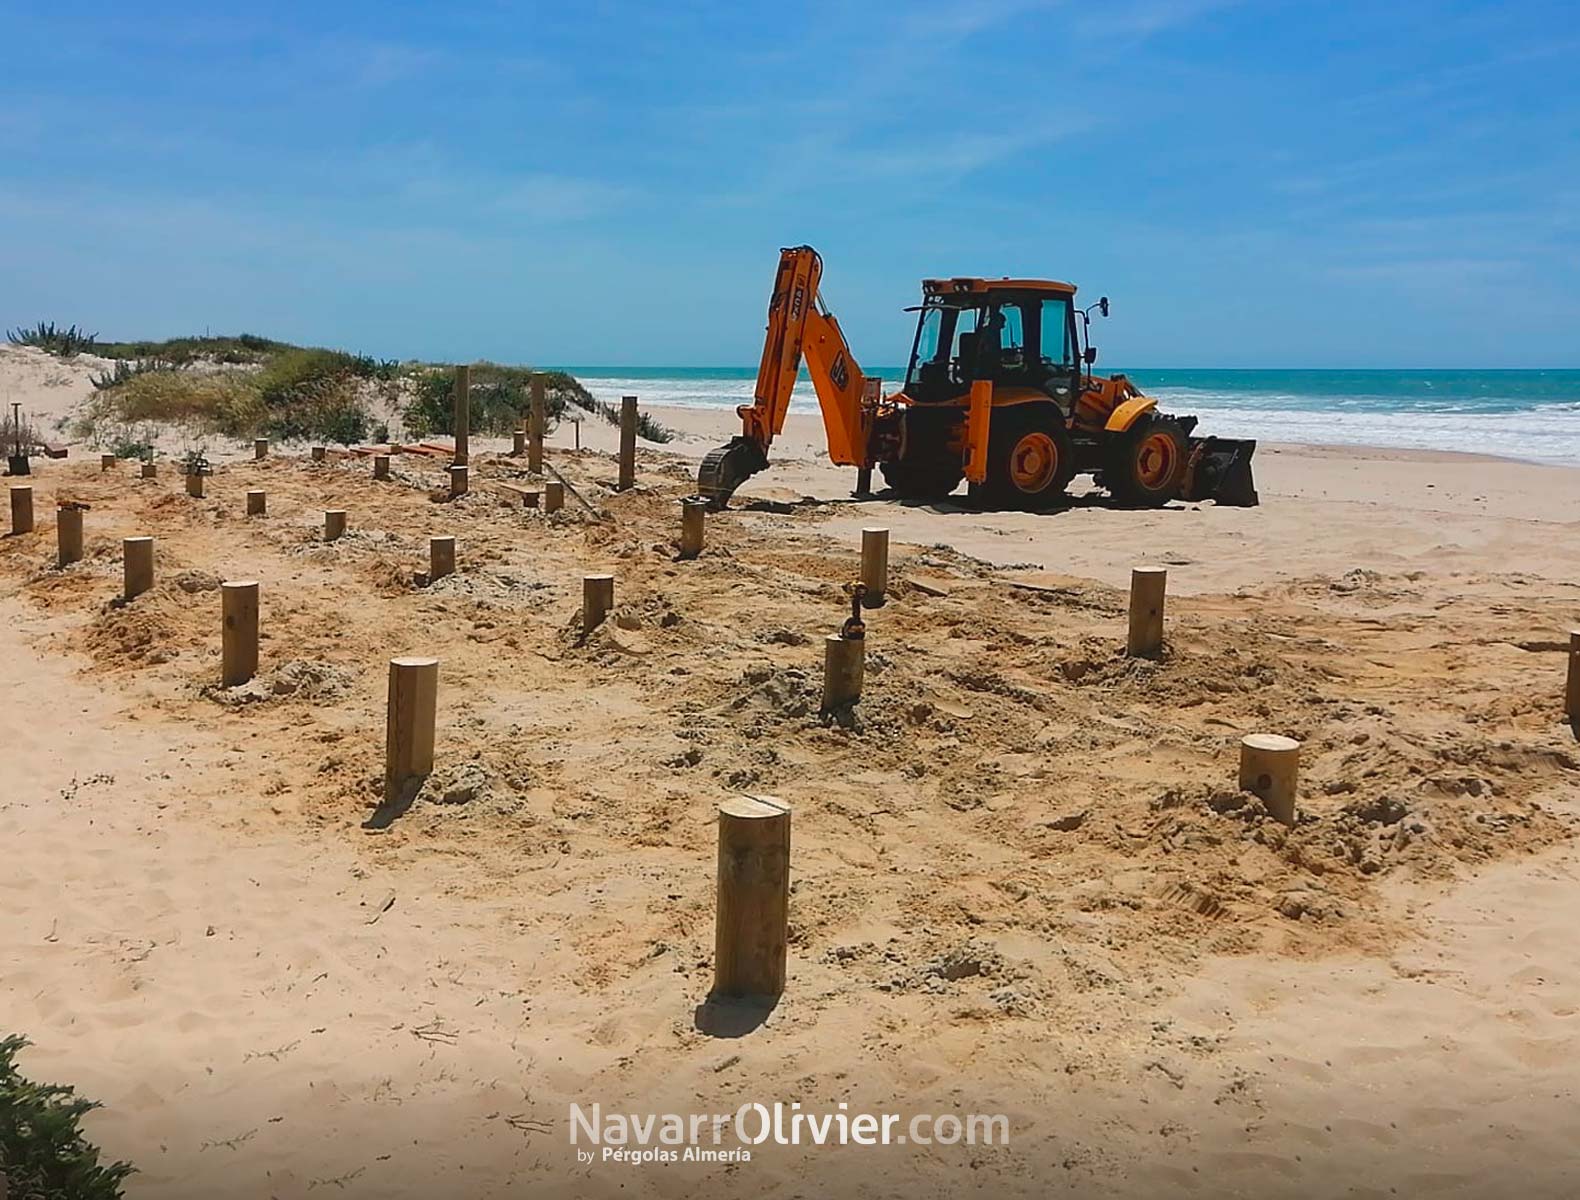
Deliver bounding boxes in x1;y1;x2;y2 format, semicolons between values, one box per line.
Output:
1106;414;1189;507
983;404;1076;510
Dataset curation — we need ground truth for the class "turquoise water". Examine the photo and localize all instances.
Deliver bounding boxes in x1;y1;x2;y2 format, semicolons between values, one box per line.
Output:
556;367;1580;465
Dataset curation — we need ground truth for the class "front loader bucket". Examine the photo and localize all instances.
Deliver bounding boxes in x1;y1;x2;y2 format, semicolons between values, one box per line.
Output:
1183;437;1259;506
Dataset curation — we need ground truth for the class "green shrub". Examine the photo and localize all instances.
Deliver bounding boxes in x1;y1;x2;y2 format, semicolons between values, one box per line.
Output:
398;365;675;442
78;351;375;446
402;366;544;438
254;349;363;408
95;333;290;367
107;429;156;460
6;322;98;357
81;371;264;434
259;375;369;444
90;359;174;391
0;1034;134;1199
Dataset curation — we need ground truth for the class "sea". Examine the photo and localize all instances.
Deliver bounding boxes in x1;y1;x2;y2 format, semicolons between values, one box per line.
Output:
561;367;1580;466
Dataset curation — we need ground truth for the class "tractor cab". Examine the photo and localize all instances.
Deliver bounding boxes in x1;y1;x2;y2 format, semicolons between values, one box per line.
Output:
902;277;1081;415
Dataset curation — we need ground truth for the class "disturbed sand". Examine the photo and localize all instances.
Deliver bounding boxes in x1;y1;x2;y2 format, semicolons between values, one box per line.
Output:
2;372;1579;1198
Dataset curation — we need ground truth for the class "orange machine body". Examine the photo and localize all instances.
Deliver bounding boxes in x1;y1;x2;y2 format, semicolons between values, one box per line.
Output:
699;245;1257;510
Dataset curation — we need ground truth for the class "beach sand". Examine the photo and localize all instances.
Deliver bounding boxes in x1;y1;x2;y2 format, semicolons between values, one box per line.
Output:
2;365;1578;1198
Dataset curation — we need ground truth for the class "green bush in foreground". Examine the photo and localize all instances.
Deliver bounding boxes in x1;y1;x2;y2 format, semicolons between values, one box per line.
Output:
0;1034;133;1200
6;322;99;358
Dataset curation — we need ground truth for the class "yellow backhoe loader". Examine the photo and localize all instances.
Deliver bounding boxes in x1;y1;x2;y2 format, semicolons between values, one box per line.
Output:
698;245;1257;510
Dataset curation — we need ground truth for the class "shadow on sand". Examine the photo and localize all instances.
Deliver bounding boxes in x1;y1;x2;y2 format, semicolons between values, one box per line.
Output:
362;774;424;831
693;994;778;1038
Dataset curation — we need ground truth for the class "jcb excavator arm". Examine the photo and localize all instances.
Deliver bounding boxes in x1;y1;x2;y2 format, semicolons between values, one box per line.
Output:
698;245;870;508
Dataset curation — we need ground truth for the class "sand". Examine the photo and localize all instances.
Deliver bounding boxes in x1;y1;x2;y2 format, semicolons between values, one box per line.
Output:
2;374;1578;1199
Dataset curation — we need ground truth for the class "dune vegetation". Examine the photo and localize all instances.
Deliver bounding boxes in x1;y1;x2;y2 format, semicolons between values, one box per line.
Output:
34;328;674;450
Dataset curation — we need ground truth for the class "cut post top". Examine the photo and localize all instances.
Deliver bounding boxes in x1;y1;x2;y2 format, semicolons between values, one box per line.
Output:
719;794;790;821
391;654;439;670
1241;732;1300;753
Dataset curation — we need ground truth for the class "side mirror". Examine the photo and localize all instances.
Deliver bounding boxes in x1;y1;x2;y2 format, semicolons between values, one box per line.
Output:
1084;346;1098;365
1099;297;1110;318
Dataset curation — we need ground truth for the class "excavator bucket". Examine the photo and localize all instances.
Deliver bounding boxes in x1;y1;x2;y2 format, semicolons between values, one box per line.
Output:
1182;437;1259;506
697;436;771;510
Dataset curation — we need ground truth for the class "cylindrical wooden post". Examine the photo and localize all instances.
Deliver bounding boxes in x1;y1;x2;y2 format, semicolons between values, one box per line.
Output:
10;485;34;534
822;634;865;709
221;580;259;687
1566;630;1580;723
860;527;889;602
453;365;470;466
56;506;83;567
385;656;438;803
680;498;706;559
1239;733;1301;826
373;454;391;481
449;465;469;498
544;480;564;514
529;375;546;473
617;395;638;491
1126;565;1167;658
521;488;540;510
100;453;116;472
324;510;347;541
185;472;204;498
140;461;157;479
583;573;614;633
430;536;456;581
311;445;326;463
246;489;266;516
712;795;791;1000
512;428;526;457
122;537;154;600
254;438;269;461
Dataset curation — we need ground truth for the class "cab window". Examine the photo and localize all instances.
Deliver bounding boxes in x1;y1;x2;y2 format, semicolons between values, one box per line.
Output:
949;307;978;362
914;307;942;365
1041;298;1072;367
1000;304;1024;352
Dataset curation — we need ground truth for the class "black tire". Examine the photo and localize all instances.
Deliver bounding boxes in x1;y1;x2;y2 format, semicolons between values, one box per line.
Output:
982;403;1076;510
1105;413;1189;507
879;457;963;500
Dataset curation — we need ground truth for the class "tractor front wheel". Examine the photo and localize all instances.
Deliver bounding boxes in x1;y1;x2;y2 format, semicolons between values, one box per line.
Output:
1106;414;1189;507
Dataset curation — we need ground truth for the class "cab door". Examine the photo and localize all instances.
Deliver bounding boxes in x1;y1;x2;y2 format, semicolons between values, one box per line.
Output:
1036;296;1080;418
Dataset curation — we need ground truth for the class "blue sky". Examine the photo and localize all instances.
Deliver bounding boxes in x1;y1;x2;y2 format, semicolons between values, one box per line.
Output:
3;0;1577;367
